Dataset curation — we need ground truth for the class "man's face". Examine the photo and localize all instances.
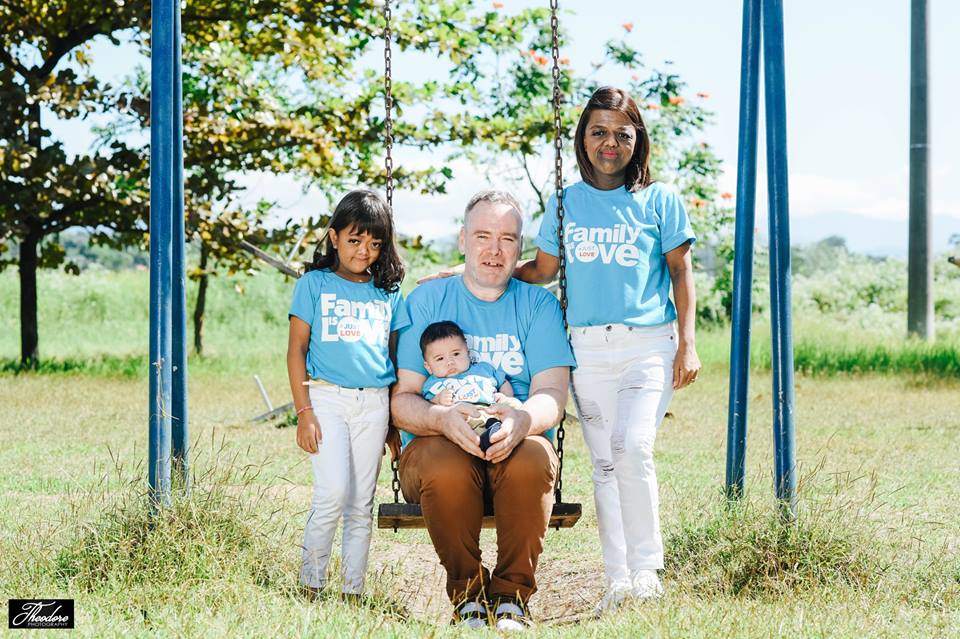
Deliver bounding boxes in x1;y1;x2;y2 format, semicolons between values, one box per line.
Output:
423;335;472;378
459;201;522;291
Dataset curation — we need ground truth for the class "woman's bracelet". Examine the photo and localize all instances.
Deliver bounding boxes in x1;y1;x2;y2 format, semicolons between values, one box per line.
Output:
296;405;313;416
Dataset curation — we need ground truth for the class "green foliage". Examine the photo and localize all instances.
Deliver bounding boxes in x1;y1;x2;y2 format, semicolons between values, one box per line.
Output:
666;492;884;598
55;469;290;595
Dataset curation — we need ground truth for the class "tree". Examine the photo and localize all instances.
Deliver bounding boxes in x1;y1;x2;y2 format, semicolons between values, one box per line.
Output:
1;0;558;365
441;21;733;319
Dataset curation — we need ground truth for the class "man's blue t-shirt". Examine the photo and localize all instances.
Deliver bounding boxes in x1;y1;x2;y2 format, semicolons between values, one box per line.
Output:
289;269;409;388
422;361;505;405
536;181;696;328
397;276;576;446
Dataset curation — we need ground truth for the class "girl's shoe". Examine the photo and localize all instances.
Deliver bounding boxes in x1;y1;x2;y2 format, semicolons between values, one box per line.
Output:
631;570;664;599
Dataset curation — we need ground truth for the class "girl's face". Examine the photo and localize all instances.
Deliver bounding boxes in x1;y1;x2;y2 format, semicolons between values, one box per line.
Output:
328;224;383;280
583;108;637;189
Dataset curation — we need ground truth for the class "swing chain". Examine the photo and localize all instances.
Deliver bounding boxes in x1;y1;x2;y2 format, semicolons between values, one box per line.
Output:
391;455;401;504
550;0;568;506
383;0;394;208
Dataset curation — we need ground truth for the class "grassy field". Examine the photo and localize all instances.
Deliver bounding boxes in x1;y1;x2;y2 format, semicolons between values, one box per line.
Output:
1;269;958;637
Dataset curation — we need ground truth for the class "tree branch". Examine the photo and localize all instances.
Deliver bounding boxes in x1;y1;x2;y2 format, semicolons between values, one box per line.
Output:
519;152;546;214
0;47;32;79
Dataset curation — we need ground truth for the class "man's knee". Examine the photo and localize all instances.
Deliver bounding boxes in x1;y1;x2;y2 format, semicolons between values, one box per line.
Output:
492;437;557;490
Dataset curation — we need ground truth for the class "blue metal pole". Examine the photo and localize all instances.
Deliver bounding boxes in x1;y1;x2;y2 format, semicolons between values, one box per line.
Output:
170;0;189;490
149;0;174;507
762;0;797;517
726;0;762;501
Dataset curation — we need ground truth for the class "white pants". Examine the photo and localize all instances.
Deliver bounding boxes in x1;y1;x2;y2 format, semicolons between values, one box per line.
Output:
571;323;677;585
300;384;389;593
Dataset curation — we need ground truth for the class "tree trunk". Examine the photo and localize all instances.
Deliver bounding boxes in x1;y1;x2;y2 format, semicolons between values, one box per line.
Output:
193;242;210;355
19;233;40;369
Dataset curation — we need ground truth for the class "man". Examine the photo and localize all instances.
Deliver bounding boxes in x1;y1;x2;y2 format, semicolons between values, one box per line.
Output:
391;190;575;631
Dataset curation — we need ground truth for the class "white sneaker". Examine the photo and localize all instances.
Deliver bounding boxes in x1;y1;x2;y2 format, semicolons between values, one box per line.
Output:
593;580;632;617
453;600;488;629
493;600;532;632
631;570;664;599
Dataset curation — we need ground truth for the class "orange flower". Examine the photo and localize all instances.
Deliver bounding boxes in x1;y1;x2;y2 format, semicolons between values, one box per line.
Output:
668;96;685;106
692;197;707;208
528;49;536;57
696;91;710;98
631;74;640;81
559;57;570;65
534;54;548;66
721;192;734;200
623;22;634;32
493;1;504;8
645;103;660;110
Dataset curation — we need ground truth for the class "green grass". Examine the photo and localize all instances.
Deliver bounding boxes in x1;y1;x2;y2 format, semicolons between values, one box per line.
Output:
1;269;959;637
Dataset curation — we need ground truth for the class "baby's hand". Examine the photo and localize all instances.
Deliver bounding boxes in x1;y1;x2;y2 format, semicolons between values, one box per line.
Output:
493;392;508;404
431;389;455;406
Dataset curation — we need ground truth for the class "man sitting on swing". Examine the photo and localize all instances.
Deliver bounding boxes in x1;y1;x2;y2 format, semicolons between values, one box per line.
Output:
391;190;575;630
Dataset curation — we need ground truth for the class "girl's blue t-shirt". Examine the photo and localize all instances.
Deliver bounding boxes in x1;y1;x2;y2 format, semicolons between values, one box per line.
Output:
422;361;505;405
536;181;696;328
289;269;409;388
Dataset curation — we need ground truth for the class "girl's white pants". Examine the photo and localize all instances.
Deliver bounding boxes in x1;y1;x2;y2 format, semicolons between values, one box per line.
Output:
571;322;677;586
300;384;389;594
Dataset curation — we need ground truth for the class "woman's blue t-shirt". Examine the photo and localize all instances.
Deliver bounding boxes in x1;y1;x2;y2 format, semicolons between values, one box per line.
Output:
289;269;409;388
536;181;696;328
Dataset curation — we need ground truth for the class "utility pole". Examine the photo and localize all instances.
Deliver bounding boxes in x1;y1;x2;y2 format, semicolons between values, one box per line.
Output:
907;0;932;340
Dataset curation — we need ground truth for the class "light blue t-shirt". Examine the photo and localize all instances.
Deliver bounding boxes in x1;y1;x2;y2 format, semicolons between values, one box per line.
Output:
289;269;410;388
398;276;576;446
422;361;505;405
536;181;696;327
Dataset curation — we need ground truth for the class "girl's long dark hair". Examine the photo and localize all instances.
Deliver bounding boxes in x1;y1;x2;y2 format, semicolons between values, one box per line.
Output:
574;86;652;192
305;189;404;292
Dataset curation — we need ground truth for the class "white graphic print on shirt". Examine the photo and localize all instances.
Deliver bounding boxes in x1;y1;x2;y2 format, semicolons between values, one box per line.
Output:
564;221;646;267
465;332;524;376
319;293;391;344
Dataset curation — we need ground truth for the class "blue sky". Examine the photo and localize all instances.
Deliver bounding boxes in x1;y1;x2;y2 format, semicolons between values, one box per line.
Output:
48;0;959;254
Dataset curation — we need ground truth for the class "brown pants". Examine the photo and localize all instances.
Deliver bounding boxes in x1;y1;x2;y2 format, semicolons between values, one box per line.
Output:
398;435;558;604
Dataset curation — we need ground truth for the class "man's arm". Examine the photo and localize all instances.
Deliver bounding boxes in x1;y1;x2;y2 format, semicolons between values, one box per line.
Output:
485;365;569;464
391;369;484;457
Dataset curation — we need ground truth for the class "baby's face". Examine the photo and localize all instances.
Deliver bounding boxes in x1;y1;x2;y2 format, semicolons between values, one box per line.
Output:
423;336;472;378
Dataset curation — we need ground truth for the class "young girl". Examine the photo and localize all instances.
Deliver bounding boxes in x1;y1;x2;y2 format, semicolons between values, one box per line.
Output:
287;189;408;598
516;86;701;613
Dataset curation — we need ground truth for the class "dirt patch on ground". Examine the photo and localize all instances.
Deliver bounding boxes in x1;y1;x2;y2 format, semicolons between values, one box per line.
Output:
367;534;603;625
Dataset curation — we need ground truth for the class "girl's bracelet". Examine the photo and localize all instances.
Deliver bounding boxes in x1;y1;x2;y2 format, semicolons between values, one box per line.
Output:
296;405;313;416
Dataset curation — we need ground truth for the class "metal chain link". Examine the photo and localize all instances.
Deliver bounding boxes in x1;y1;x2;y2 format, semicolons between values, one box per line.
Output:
384;1;399;527
550;0;569;506
383;0;394;208
391;456;401;504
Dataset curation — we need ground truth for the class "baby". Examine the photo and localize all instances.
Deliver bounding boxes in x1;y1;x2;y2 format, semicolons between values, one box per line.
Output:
419;320;522;451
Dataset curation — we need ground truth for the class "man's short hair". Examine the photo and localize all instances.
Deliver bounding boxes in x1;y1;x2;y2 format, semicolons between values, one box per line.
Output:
420;320;468;354
463;190;523;228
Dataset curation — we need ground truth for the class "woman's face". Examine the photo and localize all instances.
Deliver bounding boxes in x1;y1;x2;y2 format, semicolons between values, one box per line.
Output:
582;108;637;188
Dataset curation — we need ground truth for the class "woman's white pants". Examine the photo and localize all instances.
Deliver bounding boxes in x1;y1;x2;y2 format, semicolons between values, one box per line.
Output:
300;385;389;593
571;323;676;585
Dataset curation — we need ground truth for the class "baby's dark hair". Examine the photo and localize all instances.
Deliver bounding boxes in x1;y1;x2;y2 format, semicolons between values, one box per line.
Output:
419;320;467;354
305;189;405;292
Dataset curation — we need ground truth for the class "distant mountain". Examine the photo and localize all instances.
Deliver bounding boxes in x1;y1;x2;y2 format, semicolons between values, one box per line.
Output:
784;213;960;257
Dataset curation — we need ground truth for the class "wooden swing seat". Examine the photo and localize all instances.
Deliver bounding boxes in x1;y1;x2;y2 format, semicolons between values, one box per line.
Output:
377;501;581;530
